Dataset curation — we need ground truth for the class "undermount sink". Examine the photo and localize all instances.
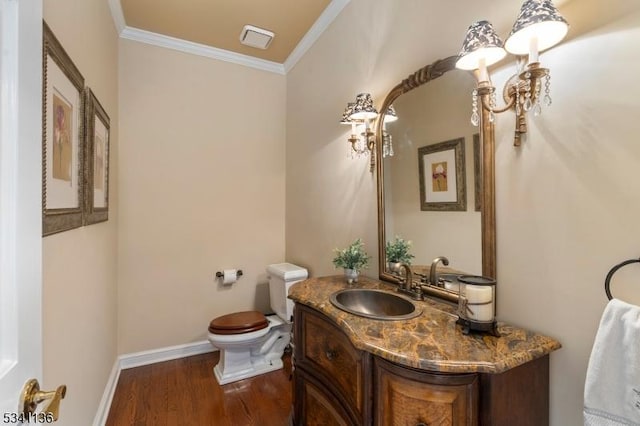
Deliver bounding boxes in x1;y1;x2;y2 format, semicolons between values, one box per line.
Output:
330;288;422;321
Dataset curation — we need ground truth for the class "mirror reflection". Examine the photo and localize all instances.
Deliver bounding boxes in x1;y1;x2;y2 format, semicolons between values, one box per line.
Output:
380;68;481;277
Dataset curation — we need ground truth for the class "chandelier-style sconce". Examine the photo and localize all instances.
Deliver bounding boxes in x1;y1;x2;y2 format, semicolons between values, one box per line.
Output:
340;93;378;163
340;94;399;171
455;0;569;146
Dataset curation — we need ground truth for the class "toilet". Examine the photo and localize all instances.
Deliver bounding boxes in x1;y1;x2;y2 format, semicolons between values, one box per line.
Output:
207;263;308;385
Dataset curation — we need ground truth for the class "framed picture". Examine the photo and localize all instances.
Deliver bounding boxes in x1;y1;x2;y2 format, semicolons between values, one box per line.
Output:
418;137;466;211
83;89;110;225
42;21;85;236
473;133;482;212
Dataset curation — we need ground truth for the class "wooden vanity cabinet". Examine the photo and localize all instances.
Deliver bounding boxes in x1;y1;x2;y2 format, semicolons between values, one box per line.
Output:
293;304;372;425
292;304;551;426
374;357;478;425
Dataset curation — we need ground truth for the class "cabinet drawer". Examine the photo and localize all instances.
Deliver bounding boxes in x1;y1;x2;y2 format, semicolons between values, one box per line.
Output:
296;306;368;418
375;358;478;426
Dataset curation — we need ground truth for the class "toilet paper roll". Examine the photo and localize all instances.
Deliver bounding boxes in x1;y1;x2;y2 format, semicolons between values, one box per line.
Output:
222;269;237;285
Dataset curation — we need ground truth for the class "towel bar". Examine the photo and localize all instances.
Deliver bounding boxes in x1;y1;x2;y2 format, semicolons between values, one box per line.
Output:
604;257;640;300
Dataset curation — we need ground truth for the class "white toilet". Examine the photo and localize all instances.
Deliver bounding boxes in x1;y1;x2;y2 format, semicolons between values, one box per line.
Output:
207;263;308;385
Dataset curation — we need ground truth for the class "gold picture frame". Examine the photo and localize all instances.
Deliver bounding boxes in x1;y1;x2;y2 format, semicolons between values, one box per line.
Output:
83;88;110;225
42;21;85;236
418;137;466;211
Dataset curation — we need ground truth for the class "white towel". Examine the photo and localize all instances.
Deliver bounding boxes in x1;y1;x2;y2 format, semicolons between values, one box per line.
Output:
584;298;640;425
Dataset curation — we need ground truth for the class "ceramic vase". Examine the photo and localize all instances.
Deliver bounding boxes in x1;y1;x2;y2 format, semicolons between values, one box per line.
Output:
344;268;359;284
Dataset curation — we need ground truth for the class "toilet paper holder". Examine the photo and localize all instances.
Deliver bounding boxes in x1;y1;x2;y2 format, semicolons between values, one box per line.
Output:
216;270;243;278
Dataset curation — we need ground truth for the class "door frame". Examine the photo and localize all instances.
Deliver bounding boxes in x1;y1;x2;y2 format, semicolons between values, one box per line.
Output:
0;0;43;414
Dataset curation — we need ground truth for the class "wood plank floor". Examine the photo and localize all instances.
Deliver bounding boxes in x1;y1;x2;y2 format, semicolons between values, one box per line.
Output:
106;351;292;425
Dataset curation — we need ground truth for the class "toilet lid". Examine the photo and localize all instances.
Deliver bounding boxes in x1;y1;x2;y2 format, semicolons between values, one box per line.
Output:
208;311;268;335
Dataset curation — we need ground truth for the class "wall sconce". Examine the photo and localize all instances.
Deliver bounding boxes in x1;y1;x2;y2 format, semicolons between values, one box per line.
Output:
455;0;569;146
341;95;399;171
340;93;378;170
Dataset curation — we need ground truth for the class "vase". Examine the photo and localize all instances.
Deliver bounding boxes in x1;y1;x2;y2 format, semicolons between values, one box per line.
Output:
344;268;359;284
387;262;402;273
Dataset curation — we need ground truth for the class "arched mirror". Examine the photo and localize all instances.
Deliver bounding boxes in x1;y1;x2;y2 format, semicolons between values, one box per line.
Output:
375;56;496;295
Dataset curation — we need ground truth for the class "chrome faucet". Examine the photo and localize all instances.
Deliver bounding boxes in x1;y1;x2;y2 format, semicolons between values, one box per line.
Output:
430;256;449;287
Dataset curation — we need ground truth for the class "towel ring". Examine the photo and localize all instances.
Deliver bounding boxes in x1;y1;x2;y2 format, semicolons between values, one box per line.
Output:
604;257;640;300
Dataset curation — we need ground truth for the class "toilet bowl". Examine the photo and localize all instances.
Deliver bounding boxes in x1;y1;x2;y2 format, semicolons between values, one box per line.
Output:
207;263;308;385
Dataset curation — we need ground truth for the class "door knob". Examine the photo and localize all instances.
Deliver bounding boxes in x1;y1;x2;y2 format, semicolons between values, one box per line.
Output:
20;379;67;421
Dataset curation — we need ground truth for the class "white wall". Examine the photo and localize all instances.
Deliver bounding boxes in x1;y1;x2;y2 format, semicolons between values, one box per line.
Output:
117;40;287;353
42;1;119;425
286;0;640;424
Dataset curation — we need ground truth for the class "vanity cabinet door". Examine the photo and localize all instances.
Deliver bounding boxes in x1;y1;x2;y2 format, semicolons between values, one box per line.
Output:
295;368;354;426
374;357;478;426
294;304;371;424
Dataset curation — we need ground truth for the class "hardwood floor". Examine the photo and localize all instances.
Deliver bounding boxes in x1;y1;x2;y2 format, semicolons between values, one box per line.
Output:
106;351;292;425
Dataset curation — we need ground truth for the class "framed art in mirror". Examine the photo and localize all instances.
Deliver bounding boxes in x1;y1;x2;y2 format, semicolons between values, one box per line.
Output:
42;21;85;236
83;88;110;225
418;137;466;212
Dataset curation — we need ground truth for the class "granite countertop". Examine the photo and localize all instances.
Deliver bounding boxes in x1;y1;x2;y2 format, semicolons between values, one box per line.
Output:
288;275;561;374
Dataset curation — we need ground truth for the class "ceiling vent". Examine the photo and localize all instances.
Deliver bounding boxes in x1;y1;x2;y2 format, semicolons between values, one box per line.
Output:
239;25;274;50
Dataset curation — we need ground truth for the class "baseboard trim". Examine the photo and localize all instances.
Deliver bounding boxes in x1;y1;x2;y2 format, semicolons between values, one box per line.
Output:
92;359;121;426
120;340;215;370
93;341;216;425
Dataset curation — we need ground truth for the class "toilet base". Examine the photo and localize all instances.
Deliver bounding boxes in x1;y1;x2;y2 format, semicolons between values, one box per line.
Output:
213;357;285;385
209;318;291;385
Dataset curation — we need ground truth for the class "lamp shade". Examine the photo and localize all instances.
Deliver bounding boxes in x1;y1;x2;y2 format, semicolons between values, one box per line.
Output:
384;104;398;124
504;0;568;55
455;20;507;70
349;93;378;120
340;102;355;124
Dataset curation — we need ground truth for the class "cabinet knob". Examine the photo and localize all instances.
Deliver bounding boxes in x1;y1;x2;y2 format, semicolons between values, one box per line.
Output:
416;423;428;426
325;349;337;360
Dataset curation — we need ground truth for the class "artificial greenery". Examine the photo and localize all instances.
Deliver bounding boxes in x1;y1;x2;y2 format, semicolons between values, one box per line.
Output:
332;238;371;271
385;236;414;264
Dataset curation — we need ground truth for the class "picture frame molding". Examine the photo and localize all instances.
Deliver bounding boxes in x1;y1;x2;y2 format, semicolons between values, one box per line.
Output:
418;137;467;212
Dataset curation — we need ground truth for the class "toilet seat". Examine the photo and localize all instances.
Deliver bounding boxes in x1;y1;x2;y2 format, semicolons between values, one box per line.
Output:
208;311;268;335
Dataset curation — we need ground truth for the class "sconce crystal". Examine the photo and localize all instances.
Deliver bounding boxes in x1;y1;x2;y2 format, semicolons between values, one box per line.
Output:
455;0;568;146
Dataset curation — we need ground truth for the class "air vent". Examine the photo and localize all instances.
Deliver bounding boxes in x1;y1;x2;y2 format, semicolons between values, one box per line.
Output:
239;25;274;50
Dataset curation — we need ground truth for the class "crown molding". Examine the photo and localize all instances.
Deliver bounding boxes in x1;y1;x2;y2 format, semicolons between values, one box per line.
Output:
284;0;351;73
107;0;125;34
120;27;286;75
108;0;350;75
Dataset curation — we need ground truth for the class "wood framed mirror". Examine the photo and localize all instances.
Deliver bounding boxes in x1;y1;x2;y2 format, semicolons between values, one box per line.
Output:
375;56;496;290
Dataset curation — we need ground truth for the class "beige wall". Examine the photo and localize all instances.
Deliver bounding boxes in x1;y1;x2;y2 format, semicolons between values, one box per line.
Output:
42;1;119;425
286;0;640;425
117;40;286;353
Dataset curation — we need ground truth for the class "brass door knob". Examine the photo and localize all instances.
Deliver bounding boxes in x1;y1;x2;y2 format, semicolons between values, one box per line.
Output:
20;379;67;421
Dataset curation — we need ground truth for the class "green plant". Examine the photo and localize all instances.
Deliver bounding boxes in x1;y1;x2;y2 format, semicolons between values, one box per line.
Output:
385;236;414;264
332;238;370;271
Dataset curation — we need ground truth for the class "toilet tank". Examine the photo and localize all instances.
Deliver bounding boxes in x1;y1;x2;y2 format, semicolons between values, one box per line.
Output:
267;263;308;321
